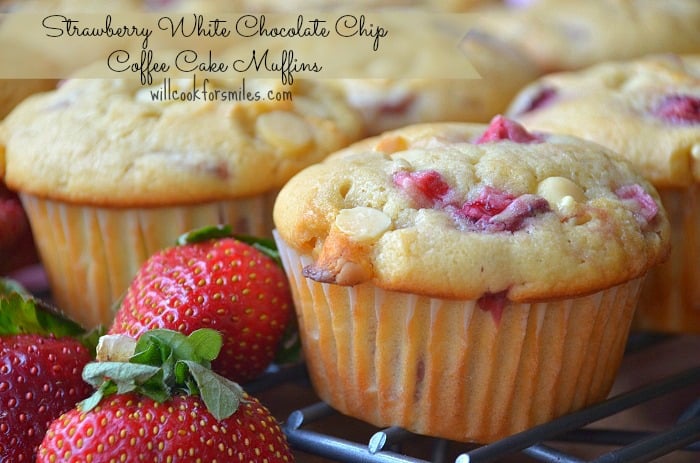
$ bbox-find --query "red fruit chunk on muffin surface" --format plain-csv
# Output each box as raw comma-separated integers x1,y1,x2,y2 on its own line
455,187,550,233
392,169,454,208
392,119,552,233
615,184,659,226
475,115,544,144
652,94,700,125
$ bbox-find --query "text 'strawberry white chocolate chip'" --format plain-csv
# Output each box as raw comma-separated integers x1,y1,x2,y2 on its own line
335,207,392,242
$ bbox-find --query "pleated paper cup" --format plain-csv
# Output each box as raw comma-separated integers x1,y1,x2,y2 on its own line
21,192,278,329
633,185,700,333
276,234,644,443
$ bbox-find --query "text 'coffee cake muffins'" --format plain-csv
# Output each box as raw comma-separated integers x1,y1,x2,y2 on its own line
273,117,670,443
0,74,363,329
509,54,700,333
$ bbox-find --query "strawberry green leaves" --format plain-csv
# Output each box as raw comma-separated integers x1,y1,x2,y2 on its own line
183,361,244,420
0,276,29,296
175,224,282,266
80,328,245,421
176,224,236,245
0,277,102,353
231,234,282,267
0,292,84,337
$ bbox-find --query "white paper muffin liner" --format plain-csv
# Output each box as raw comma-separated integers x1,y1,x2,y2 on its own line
275,232,644,443
633,185,700,333
21,192,278,329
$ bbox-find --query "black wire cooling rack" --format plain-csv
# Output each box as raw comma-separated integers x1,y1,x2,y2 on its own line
246,333,700,463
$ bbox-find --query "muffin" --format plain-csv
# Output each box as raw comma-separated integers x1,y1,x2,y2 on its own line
509,54,699,333
247,11,540,136
0,74,363,329
332,27,541,135
0,79,56,120
272,116,670,443
2,0,150,77
0,43,57,279
466,0,700,72
166,0,498,13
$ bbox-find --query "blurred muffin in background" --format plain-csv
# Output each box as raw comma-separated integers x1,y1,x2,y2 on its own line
466,0,700,72
509,53,700,333
238,11,540,135
0,67,363,328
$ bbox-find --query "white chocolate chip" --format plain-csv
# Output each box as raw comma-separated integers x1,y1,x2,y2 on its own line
392,157,413,170
692,144,700,160
558,195,578,216
537,176,585,211
256,111,312,154
335,207,391,242
393,149,431,165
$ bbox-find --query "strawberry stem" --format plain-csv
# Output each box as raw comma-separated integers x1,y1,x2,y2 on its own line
80,328,245,421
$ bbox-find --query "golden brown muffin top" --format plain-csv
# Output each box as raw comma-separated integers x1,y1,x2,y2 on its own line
274,118,670,302
0,75,363,206
509,54,700,187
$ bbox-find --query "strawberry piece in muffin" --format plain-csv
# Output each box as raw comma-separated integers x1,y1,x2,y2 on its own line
615,184,660,226
475,115,544,144
476,290,509,323
652,94,700,124
455,187,550,232
392,174,550,233
392,169,454,207
511,86,559,116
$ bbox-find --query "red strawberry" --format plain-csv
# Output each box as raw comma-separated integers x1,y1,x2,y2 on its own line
38,328,295,462
0,281,96,462
0,185,39,275
39,391,293,463
652,94,700,124
109,225,294,383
